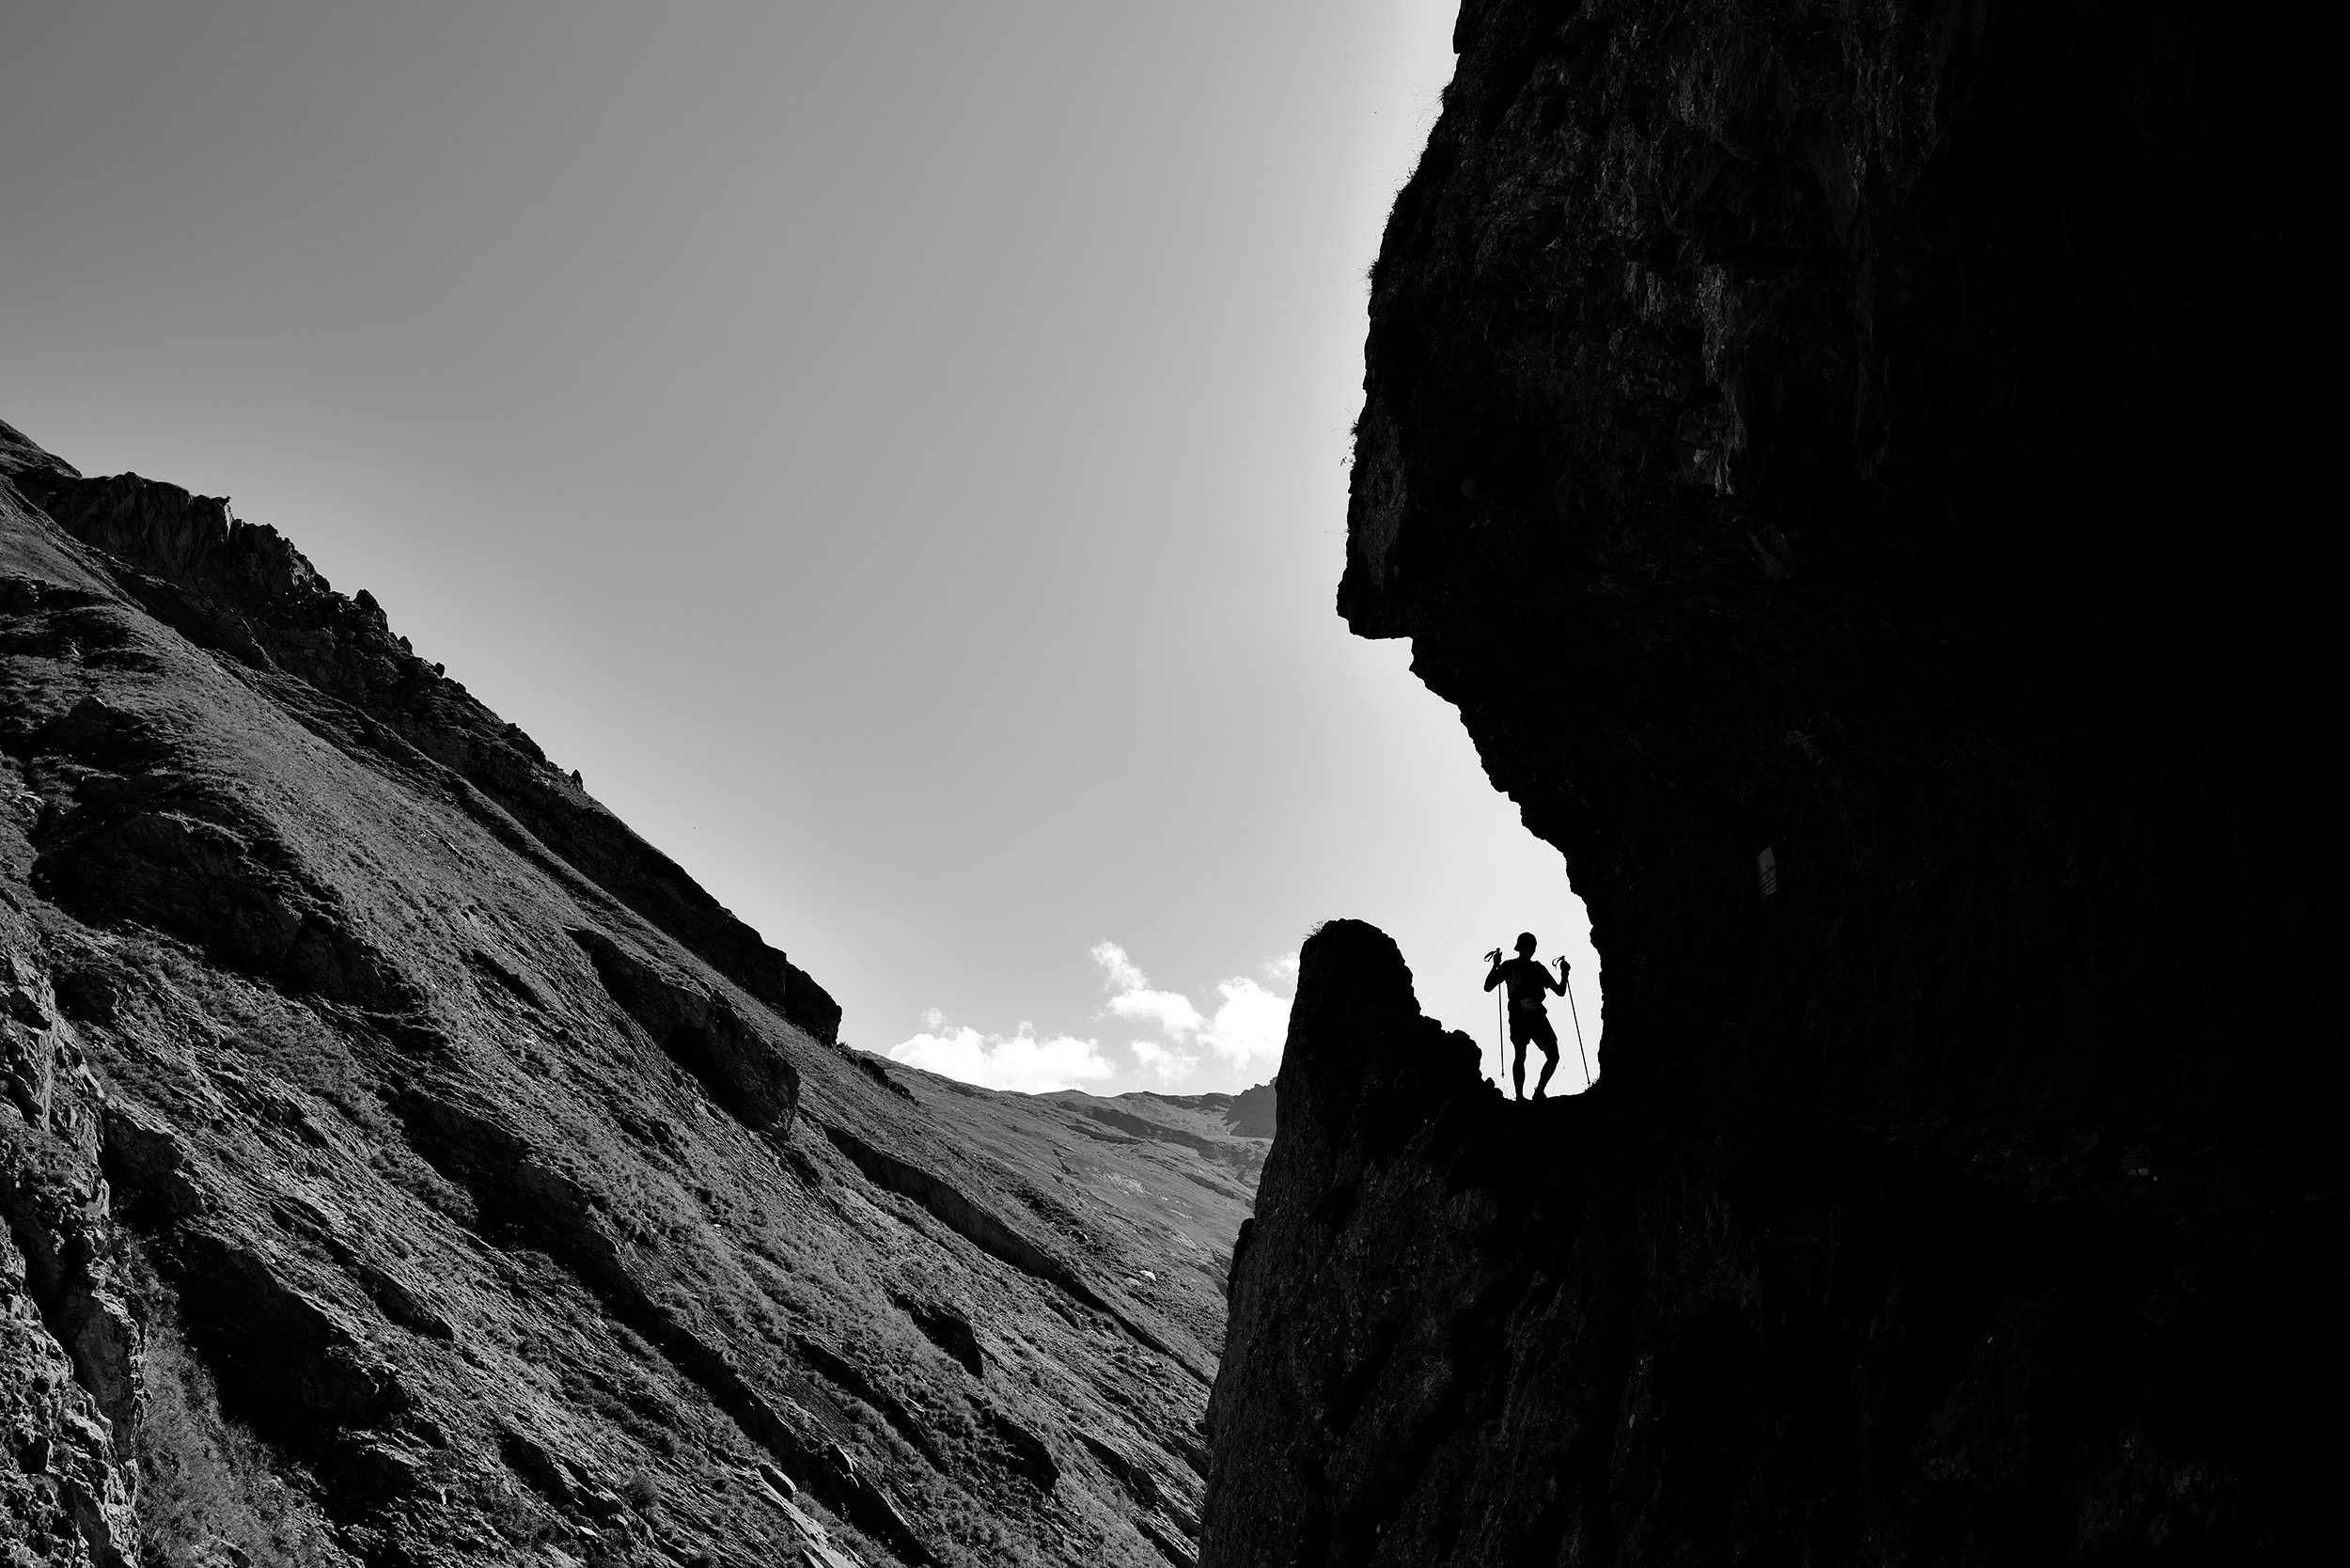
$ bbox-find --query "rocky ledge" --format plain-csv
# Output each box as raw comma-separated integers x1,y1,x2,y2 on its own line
1205,921,2330,1564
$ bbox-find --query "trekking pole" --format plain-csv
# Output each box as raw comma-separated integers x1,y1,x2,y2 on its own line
1486,948,1505,1087
1561,959,1591,1089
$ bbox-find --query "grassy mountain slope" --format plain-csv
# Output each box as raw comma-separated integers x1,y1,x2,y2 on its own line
0,417,1262,1568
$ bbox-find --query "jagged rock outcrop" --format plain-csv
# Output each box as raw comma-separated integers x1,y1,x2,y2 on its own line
1205,3,2335,1564
3,934,140,1568
1208,923,2330,1563
0,418,1269,1567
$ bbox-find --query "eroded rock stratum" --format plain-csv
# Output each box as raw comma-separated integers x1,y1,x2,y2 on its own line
1205,3,2333,1564
1,417,1261,1566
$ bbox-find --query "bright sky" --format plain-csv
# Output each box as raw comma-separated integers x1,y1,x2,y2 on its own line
0,0,1601,1098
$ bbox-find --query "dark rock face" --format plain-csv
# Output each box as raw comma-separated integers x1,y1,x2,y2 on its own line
1206,4,2334,1564
1207,923,2330,1565
1342,0,2325,1119
0,420,1263,1566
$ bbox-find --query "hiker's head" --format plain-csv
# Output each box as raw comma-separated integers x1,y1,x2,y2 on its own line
1515,932,1537,956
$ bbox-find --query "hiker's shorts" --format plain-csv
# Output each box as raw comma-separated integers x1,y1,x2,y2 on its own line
1509,1009,1559,1058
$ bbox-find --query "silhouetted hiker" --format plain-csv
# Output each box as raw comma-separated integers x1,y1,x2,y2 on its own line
1484,933,1568,1100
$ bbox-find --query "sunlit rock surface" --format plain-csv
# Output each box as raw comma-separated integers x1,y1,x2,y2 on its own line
1,417,1264,1567
1203,2,2334,1563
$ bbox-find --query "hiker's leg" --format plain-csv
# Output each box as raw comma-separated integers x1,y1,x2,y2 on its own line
1512,1037,1528,1100
1534,1040,1559,1098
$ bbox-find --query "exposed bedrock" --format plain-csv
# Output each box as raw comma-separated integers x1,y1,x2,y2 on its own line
2,419,1265,1565
29,693,421,1013
571,927,803,1136
2,930,144,1568
1207,2,2335,1562
7,458,840,1044
1205,923,2330,1565
1343,0,2329,1121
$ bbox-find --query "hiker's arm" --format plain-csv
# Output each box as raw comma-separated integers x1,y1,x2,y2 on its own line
1482,962,1504,991
1549,961,1569,994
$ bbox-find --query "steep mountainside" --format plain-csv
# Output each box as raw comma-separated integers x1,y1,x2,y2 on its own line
1205,3,2333,1565
0,417,1265,1568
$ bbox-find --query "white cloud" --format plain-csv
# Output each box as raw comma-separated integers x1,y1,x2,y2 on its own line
891,945,1297,1096
886,1014,1115,1094
1199,973,1291,1073
1093,944,1149,994
1129,1038,1201,1086
1092,941,1208,1040
1090,942,1294,1085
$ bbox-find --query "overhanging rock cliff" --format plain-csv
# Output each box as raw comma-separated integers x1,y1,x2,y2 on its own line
1340,0,2326,1116
1204,1,2335,1562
